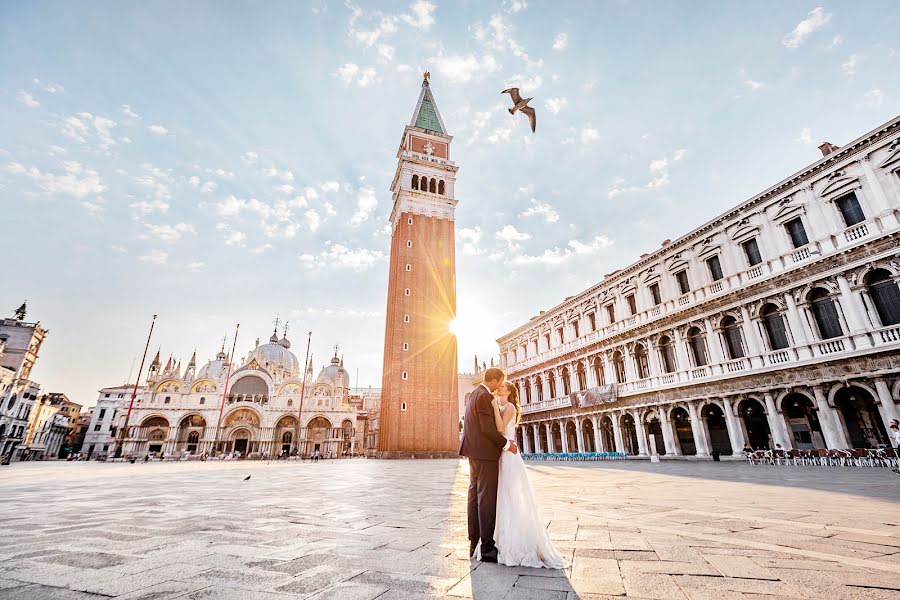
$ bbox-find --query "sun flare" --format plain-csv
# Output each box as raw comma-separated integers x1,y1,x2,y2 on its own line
448,318,459,337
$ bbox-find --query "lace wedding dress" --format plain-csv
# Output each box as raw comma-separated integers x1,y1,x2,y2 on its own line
494,417,567,569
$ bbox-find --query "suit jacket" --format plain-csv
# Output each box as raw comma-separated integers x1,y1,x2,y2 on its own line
459,385,509,461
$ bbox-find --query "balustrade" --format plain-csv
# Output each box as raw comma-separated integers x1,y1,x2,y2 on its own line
877,325,900,344
844,223,869,242
791,247,811,263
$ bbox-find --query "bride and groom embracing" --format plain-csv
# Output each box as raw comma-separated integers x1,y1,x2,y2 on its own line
459,367,567,569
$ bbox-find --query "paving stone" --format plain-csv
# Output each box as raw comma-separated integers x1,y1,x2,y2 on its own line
305,582,389,600
618,559,720,576
0,584,111,600
622,573,688,599
702,554,779,580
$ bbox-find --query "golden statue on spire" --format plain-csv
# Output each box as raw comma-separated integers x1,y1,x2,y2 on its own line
423,70,430,82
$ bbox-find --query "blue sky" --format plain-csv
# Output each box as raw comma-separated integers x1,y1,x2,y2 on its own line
1,1,897,405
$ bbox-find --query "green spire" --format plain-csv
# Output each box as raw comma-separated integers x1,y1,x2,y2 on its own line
411,73,445,134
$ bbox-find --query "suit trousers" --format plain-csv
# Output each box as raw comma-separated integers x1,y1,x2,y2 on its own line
467,457,499,554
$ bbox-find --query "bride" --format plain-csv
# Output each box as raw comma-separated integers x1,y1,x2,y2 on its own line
487,381,567,569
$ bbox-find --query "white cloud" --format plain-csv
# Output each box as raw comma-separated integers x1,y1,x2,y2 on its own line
61,112,118,150
139,249,168,265
376,43,396,63
321,181,341,193
207,167,236,180
608,152,681,198
739,69,765,91
186,261,205,271
48,145,67,156
520,199,559,223
782,7,832,49
473,14,539,69
6,160,105,199
458,226,484,255
827,34,843,49
672,148,687,161
796,127,815,145
503,0,528,12
350,15,397,47
351,187,378,226
509,235,613,266
200,180,217,193
250,244,273,255
430,53,499,83
862,88,884,108
580,127,600,145
552,33,568,52
142,222,196,243
506,73,543,91
299,243,386,272
33,79,64,93
275,184,295,195
400,0,436,30
335,62,379,87
841,54,860,76
147,124,169,136
647,158,669,188
241,151,259,165
17,90,39,108
134,163,173,200
81,200,105,217
544,97,567,115
120,104,140,120
223,229,246,246
129,199,169,217
496,224,531,248
305,209,321,233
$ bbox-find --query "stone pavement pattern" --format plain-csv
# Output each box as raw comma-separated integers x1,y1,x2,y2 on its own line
1,459,900,599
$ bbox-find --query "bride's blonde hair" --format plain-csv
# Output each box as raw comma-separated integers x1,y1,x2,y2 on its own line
503,382,521,425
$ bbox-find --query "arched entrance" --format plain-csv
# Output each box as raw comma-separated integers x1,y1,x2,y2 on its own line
538,424,548,453
835,386,888,448
565,421,578,452
341,419,354,456
599,415,614,452
230,428,252,456
142,416,169,456
702,404,732,455
620,413,639,455
670,407,695,455
739,398,771,450
307,416,333,456
550,422,562,453
177,414,205,454
645,414,666,455
275,415,298,456
581,419,596,452
782,393,824,449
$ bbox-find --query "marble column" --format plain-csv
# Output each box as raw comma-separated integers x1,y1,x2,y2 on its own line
602,356,616,387
585,358,597,388
721,397,745,453
687,402,710,456
672,328,691,376
591,415,603,452
784,293,812,359
623,347,638,383
633,411,648,456
763,392,791,449
661,408,678,456
874,379,899,433
647,339,663,378
812,385,851,449
836,275,872,348
532,424,541,453
560,421,569,453
575,419,585,453
611,413,625,454
544,422,554,453
541,374,551,403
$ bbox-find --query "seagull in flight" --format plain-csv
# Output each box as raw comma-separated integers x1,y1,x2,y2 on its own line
502,87,536,133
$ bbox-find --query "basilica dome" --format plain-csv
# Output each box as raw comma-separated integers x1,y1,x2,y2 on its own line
246,338,300,376
317,353,349,388
197,350,228,381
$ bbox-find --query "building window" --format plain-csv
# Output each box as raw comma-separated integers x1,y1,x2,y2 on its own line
634,345,649,379
809,288,843,339
836,192,865,227
592,357,605,386
199,397,205,405
407,217,413,225
556,327,564,344
612,351,626,384
164,396,171,404
98,408,106,419
548,374,557,398
406,240,412,248
405,264,411,272
561,367,571,396
605,303,615,323
866,269,900,326
438,180,445,195
400,401,407,411
403,342,409,351
761,304,790,350
576,363,587,390
658,336,677,373
572,321,580,338
532,340,538,354
405,288,410,296
287,399,293,407
117,393,124,398
706,256,724,282
104,393,110,398
412,174,419,190
687,327,708,367
721,316,745,360
402,371,408,380
543,333,550,349
742,239,762,266
649,283,662,306
404,314,410,323
588,313,596,331
94,424,101,432
785,217,809,248
535,376,544,402
675,270,690,295
626,294,637,315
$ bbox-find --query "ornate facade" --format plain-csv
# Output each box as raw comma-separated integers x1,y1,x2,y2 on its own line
498,116,900,458
378,74,459,457
100,328,375,459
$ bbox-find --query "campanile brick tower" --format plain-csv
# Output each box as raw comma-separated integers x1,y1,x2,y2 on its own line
377,73,459,458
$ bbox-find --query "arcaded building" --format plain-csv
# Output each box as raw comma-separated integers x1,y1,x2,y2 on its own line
498,116,900,458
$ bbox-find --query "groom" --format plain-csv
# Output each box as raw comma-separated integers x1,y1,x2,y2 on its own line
459,367,518,562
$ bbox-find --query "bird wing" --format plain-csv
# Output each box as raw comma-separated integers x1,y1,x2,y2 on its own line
501,87,522,104
521,106,536,132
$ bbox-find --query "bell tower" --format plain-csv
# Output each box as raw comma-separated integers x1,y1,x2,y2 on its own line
377,73,459,458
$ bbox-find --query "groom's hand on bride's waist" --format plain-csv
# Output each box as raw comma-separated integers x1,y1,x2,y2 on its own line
507,442,518,454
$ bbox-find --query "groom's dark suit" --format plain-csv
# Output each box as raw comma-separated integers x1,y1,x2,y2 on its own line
459,383,510,560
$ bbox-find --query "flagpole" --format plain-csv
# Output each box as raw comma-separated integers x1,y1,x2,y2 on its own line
114,314,157,459
213,323,240,456
294,331,312,457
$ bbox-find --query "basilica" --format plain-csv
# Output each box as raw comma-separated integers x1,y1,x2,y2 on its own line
86,327,376,459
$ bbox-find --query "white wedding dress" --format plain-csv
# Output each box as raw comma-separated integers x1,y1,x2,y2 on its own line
493,416,567,569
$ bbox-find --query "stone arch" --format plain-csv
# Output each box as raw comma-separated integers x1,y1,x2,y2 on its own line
642,409,666,455
155,379,182,393
564,420,578,452
141,414,171,427
412,174,419,190
229,374,270,401
670,406,695,455
189,379,217,393
780,391,824,450
222,406,262,428
619,412,639,455
438,180,445,195
738,397,771,449
276,415,298,429
701,402,732,455
581,417,596,452
832,384,889,448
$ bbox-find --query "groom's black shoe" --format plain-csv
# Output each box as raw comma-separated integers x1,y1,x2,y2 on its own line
480,548,498,563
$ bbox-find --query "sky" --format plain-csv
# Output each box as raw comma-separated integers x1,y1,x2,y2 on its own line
1,1,898,406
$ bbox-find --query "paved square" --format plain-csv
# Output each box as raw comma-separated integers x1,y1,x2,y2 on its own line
1,459,900,599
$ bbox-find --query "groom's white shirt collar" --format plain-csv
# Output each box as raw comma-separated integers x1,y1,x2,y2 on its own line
479,383,491,394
